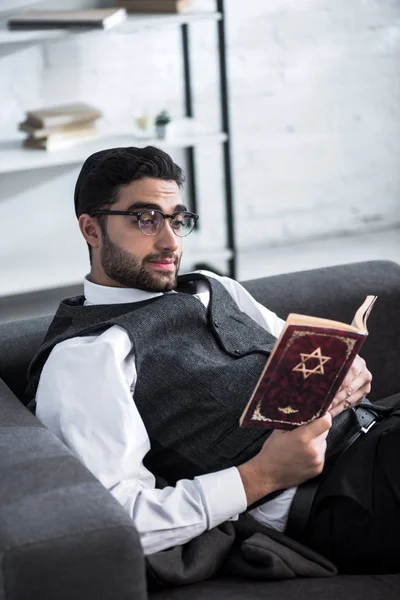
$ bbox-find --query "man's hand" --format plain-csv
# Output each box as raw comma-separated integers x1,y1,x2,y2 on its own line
329,355,372,418
238,413,332,506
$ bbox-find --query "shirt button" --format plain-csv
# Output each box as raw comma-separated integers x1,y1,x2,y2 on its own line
214,320,219,328
234,349,240,354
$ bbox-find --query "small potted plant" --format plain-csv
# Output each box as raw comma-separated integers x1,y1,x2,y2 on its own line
154,110,171,139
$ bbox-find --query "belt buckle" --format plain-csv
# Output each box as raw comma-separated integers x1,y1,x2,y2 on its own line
361,420,376,434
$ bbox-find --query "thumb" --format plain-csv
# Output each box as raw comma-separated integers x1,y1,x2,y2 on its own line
269,428,288,438
304,412,332,436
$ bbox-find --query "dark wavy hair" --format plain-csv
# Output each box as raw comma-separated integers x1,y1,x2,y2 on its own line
74,145,185,218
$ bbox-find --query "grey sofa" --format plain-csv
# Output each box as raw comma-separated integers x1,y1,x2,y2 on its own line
1,260,400,600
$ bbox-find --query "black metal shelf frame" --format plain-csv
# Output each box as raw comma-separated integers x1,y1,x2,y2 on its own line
180,0,236,278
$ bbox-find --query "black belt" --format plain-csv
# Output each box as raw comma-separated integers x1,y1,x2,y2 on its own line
285,405,379,541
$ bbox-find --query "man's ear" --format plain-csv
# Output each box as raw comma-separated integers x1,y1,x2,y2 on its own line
78,214,102,249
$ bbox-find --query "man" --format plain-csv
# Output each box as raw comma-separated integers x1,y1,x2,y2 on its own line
28,146,399,577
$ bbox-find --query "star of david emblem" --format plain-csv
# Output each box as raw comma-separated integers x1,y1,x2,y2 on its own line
292,347,331,379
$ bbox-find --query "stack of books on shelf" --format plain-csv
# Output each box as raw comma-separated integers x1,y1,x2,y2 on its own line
116,0,192,14
19,103,102,152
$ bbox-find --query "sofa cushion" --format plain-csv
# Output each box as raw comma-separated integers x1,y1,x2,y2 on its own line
0,316,51,403
0,378,147,600
149,573,400,600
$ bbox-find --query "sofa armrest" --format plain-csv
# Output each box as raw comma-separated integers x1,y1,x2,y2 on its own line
0,379,147,600
242,260,400,401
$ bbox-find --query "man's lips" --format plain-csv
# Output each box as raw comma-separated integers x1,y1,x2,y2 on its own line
147,258,177,270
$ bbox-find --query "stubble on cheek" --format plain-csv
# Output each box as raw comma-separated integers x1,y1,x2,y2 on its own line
101,234,181,291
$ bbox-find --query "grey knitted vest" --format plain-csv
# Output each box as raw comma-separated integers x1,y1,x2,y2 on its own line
26,274,277,484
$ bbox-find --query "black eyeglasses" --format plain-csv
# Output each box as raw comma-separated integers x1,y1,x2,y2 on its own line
91,209,199,237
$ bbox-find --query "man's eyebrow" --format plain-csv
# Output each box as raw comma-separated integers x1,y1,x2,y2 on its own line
126,201,188,212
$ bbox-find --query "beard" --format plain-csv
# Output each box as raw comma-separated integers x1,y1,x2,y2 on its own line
100,232,181,292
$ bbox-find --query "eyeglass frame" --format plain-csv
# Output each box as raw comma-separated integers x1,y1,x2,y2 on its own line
90,208,199,237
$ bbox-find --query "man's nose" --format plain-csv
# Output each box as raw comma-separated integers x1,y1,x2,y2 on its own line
154,218,180,251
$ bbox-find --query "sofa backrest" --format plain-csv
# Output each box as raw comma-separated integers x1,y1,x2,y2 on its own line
0,315,52,403
0,260,399,404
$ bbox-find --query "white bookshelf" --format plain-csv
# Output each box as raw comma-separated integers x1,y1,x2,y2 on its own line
0,12,221,45
0,131,227,174
0,4,235,303
119,12,221,33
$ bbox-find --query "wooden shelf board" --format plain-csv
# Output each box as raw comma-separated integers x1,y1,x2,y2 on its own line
0,12,221,45
0,131,227,174
119,12,221,33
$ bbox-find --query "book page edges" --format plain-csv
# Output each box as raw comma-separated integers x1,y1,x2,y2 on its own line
285,295,376,334
351,295,377,332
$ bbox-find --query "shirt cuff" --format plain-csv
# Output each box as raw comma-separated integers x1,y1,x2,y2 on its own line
194,467,247,530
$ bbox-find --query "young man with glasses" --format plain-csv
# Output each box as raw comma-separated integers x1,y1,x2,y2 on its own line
27,146,399,578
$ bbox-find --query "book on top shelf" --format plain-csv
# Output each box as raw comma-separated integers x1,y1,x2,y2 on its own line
7,9,127,31
23,125,98,152
116,0,191,14
23,103,102,129
18,119,97,139
240,295,377,431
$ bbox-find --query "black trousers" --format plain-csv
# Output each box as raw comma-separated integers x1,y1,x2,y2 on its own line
298,404,400,574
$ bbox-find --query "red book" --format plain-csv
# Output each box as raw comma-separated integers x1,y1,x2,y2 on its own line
240,295,377,430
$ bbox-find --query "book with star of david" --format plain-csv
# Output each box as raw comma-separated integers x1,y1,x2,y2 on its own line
239,295,377,430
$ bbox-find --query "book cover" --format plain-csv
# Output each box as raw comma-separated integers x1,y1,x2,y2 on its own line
240,295,377,430
8,9,127,31
24,103,102,129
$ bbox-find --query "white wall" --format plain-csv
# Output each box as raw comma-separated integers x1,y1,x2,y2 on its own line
227,0,400,247
1,0,400,297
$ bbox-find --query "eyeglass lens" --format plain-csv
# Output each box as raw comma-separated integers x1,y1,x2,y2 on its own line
139,211,195,237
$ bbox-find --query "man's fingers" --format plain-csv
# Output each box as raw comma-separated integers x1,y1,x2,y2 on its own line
331,387,349,407
329,382,372,418
343,370,372,398
329,402,346,419
332,369,372,409
301,412,332,437
337,355,366,394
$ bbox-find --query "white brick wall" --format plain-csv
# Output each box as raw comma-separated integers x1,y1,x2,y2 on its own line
0,0,399,295
227,0,400,247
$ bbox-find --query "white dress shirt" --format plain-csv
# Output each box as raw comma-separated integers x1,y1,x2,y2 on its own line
36,271,297,555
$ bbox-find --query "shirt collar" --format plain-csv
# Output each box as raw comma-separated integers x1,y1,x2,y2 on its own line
84,275,166,305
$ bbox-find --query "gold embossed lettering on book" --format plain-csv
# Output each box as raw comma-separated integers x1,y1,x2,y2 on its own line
240,295,377,431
